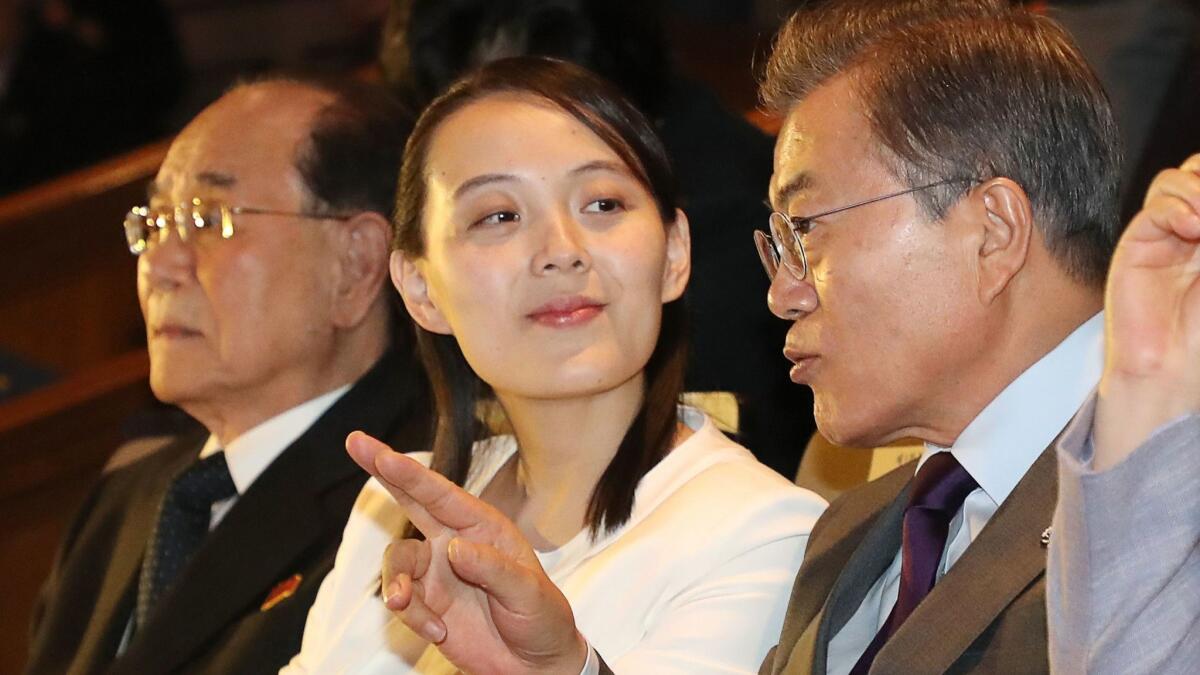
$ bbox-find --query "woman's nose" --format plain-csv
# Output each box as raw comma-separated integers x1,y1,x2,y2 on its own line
532,213,591,275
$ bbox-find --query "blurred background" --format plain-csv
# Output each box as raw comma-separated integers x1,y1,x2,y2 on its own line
0,1,1197,672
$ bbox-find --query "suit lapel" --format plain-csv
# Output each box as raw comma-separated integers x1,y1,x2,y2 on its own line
120,461,338,674
75,436,200,672
876,445,1058,673
113,351,429,674
814,487,907,662
774,462,915,675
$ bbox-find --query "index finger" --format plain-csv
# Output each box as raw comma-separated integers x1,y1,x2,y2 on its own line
373,448,508,535
347,431,510,542
345,431,449,537
1135,165,1200,242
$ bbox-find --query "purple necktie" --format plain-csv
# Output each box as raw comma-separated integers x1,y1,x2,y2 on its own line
849,452,979,674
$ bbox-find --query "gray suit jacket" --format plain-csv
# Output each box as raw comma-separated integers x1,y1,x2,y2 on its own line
1048,396,1200,674
759,445,1059,674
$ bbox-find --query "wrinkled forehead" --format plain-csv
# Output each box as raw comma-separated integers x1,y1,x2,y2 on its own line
768,76,891,209
151,86,323,204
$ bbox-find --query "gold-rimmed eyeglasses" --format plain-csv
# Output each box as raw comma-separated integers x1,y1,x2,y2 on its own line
123,198,352,255
753,178,974,281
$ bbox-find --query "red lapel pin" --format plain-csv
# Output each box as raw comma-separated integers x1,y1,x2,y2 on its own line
261,573,303,611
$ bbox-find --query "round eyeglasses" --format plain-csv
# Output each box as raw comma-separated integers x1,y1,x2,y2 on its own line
123,198,352,256
753,178,974,281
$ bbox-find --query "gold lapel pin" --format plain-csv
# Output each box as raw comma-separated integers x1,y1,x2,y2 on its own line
261,573,303,611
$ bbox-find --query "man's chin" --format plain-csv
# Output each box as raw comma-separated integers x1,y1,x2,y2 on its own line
148,367,207,407
813,402,892,449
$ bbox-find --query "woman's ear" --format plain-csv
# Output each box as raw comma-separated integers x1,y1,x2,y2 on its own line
661,208,692,302
390,250,453,335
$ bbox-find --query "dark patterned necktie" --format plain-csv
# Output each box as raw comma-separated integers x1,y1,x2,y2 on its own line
850,451,979,674
136,451,237,628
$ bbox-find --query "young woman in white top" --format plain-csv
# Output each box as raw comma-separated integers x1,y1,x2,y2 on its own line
284,57,826,674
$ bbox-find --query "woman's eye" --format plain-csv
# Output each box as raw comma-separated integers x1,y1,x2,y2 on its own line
582,198,624,214
472,211,521,228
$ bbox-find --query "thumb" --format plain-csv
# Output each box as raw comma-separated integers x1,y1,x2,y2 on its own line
447,538,587,668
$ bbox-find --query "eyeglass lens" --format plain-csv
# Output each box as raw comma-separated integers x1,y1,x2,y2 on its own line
766,212,808,280
753,230,780,280
124,201,228,255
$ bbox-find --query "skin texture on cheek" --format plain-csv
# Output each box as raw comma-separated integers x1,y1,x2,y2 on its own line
811,212,977,446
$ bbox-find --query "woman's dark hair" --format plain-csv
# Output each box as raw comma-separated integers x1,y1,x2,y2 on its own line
393,56,686,537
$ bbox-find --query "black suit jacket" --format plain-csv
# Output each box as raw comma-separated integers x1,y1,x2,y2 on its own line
760,445,1059,674
26,352,431,675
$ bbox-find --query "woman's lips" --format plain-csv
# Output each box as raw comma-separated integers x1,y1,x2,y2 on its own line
527,296,606,327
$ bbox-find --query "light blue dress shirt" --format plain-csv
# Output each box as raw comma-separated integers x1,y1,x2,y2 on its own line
825,313,1104,674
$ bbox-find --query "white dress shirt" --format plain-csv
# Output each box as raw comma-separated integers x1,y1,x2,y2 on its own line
825,313,1104,674
285,407,828,674
199,384,350,528
116,384,352,654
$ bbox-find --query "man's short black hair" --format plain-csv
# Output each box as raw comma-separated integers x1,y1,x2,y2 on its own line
762,0,1122,287
232,74,417,220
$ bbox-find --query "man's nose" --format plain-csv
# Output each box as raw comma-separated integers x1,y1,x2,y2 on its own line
767,268,819,320
139,224,196,291
532,211,591,275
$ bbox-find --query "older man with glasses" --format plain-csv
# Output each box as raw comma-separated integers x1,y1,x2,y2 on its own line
26,76,432,675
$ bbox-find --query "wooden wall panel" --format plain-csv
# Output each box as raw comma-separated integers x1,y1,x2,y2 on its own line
0,141,169,373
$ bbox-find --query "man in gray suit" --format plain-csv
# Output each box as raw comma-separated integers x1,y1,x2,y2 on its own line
741,2,1118,671
1047,154,1200,674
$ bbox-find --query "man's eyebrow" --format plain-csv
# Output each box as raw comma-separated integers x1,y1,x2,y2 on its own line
770,172,814,212
196,171,237,188
453,173,517,200
146,172,236,202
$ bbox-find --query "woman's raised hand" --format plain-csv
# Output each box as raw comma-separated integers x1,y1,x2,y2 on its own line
345,432,590,675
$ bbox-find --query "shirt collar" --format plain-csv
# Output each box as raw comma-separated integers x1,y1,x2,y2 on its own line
920,312,1104,506
199,384,352,495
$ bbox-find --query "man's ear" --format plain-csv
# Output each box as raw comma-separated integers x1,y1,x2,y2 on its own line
661,208,692,303
332,211,391,328
390,250,453,335
970,177,1033,304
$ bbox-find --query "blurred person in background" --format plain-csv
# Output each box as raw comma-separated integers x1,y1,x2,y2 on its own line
0,0,184,194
